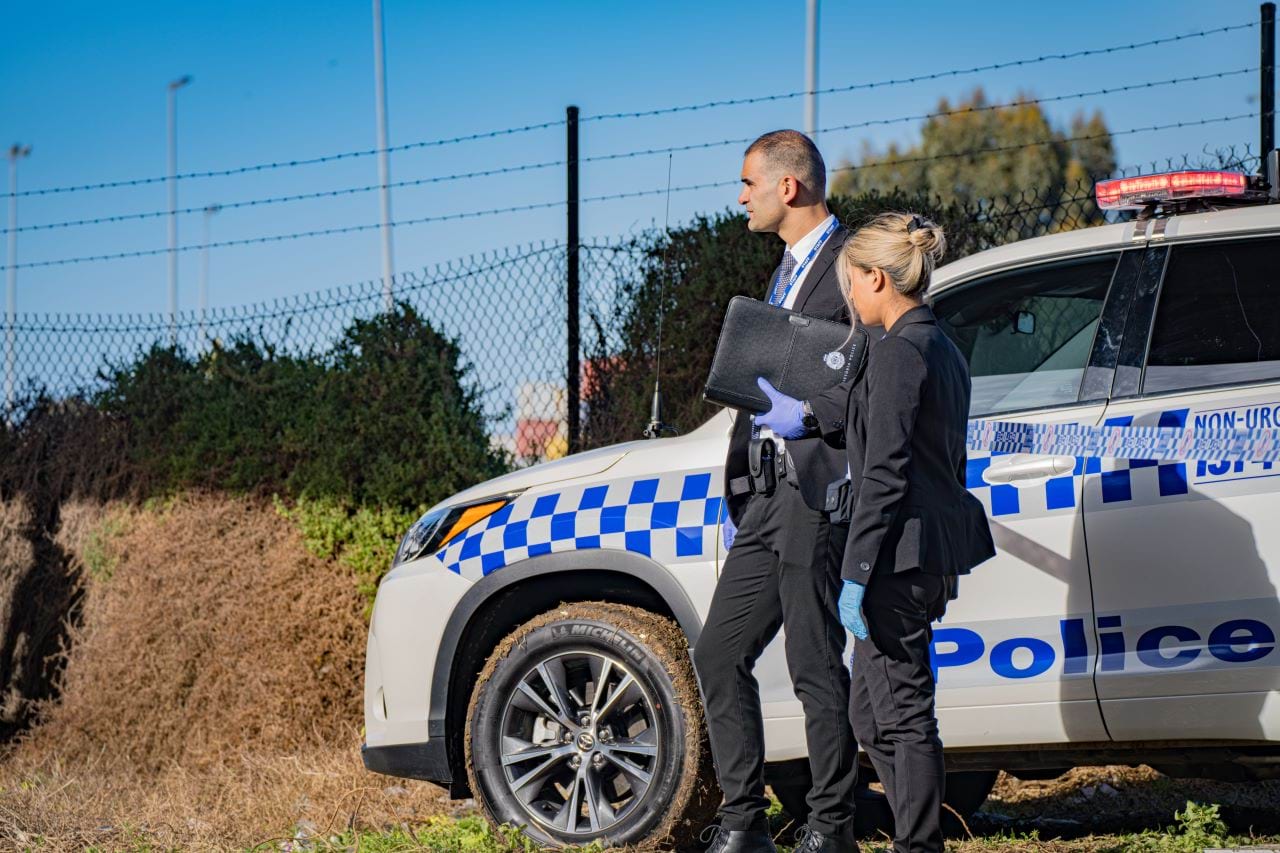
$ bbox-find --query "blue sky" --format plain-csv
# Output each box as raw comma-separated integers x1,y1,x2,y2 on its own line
1,0,1269,318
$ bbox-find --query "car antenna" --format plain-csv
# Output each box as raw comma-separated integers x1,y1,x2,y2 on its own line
644,154,679,439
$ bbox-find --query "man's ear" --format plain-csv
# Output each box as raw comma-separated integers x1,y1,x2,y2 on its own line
778,175,798,205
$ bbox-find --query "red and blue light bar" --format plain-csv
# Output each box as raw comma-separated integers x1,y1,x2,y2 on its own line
1095,170,1263,210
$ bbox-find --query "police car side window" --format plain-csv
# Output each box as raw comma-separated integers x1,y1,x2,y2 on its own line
934,255,1116,417
1143,237,1280,395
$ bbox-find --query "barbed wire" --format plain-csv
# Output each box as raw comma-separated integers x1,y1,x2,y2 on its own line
11,118,568,198
9,68,1252,235
11,19,1255,199
581,21,1257,122
830,112,1256,176
579,68,1255,166
12,112,1255,270
8,158,566,233
10,180,737,269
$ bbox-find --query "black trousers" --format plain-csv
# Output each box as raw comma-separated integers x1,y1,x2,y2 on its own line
693,482,857,839
849,568,953,853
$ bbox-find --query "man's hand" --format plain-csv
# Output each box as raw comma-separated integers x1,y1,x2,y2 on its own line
722,513,737,553
755,377,807,439
839,580,868,640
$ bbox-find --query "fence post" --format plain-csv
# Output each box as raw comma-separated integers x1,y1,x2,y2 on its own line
1263,3,1276,160
566,105,581,455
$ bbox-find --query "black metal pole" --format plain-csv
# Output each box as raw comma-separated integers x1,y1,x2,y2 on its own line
1263,3,1275,159
566,106,581,455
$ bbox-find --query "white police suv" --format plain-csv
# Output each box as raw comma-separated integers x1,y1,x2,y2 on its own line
362,168,1280,848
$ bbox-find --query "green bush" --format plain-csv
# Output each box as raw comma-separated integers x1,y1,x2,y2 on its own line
93,303,508,512
276,495,418,612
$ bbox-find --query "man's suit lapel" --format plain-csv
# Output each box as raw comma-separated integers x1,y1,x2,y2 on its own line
793,225,846,313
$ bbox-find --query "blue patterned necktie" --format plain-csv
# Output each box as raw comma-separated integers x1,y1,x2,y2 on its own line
769,251,798,306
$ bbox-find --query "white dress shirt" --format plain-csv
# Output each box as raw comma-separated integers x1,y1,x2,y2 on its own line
778,213,837,310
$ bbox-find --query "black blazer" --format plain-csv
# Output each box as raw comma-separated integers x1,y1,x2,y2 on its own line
723,223,851,523
839,304,995,584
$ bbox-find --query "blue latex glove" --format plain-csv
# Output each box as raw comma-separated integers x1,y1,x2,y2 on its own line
755,377,807,439
722,513,737,553
839,580,869,640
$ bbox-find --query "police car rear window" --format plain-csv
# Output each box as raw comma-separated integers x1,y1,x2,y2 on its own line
1144,237,1280,395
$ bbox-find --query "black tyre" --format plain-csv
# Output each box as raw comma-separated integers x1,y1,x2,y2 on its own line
466,602,718,849
771,764,997,838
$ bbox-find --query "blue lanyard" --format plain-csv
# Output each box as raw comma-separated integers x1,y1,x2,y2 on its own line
768,217,839,307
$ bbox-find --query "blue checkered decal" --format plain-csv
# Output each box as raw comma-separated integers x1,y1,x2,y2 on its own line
436,471,724,579
1094,409,1190,503
965,408,1191,519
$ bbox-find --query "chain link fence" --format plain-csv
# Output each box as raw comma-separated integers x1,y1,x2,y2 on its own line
4,171,1257,462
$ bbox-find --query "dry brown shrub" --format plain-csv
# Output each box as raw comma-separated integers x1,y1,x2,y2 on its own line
28,493,366,768
0,493,451,849
0,498,33,572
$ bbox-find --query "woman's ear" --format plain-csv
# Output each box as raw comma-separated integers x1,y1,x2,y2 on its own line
872,267,889,292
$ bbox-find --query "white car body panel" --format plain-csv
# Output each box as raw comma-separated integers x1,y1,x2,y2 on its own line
365,561,473,748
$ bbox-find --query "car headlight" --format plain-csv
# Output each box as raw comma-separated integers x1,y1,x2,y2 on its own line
392,493,519,567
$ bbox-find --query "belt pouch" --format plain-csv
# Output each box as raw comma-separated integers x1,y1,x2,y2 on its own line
748,437,778,497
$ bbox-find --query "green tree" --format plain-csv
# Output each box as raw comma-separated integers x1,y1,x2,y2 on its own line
831,88,1116,223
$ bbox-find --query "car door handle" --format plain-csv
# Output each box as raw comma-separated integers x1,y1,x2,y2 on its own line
982,455,1077,486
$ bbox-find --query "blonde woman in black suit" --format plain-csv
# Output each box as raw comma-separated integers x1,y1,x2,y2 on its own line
834,213,995,853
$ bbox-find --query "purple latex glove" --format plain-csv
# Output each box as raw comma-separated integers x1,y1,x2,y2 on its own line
755,377,807,439
839,580,869,640
722,513,737,553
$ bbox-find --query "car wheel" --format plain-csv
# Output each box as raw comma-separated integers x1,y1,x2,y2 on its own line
771,765,997,838
466,602,719,849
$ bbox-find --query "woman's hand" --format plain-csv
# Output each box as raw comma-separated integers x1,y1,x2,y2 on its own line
755,377,807,439
839,580,868,640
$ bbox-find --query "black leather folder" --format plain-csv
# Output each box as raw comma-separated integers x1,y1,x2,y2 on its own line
704,295,869,414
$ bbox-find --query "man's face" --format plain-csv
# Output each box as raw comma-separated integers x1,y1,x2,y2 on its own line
738,151,785,234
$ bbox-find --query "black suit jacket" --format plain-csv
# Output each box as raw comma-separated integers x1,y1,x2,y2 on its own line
723,223,852,523
839,304,995,584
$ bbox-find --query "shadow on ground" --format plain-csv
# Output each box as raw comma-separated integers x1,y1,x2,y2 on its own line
963,766,1280,840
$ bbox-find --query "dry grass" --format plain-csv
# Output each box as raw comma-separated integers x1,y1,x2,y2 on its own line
0,737,452,851
0,494,450,850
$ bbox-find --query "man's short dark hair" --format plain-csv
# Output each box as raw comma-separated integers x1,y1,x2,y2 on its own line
744,130,826,195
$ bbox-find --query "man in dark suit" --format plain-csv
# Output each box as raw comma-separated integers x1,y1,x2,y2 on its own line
693,130,859,853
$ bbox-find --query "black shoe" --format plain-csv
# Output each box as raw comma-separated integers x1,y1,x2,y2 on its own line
793,824,859,853
699,824,778,853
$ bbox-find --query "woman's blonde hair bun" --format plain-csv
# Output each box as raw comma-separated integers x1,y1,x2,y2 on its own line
906,214,946,261
839,211,948,300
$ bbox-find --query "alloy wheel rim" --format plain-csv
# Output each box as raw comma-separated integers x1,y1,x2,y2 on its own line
497,650,660,836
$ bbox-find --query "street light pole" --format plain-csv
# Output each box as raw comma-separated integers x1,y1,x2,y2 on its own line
372,0,395,310
804,0,819,143
5,144,31,414
200,203,220,343
167,75,192,344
